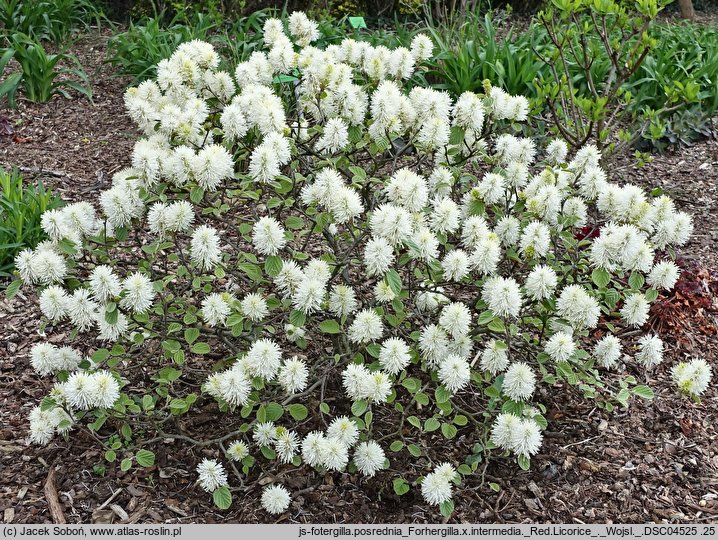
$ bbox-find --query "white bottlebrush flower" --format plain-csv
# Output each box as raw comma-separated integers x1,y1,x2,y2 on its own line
64,371,95,410
244,339,282,380
480,340,509,374
39,285,69,322
273,260,304,297
636,334,663,368
252,216,286,256
482,276,523,319
28,406,60,445
202,293,231,327
190,225,222,271
386,169,428,213
469,235,501,276
365,371,392,403
593,335,622,369
227,440,249,461
418,324,449,366
519,221,551,259
327,416,359,447
672,358,712,397
524,265,558,301
370,204,413,246
274,428,300,464
304,259,331,284
316,117,349,154
353,441,386,477
502,362,536,401
510,419,543,458
90,265,121,302
30,343,59,376
342,363,372,401
348,309,384,344
494,215,521,247
328,285,358,318
277,356,309,394
620,293,650,328
218,368,251,406
320,437,350,471
378,337,411,375
33,249,68,285
302,431,326,467
374,280,396,304
438,302,472,340
192,144,234,191
410,34,434,61
96,309,129,342
442,249,470,282
647,261,680,291
556,285,600,329
544,331,576,362
364,237,395,276
490,412,521,450
196,458,228,493
254,421,277,447
421,467,453,506
545,139,568,165
429,197,461,234
241,292,269,322
67,288,98,331
292,278,325,314
89,370,121,409
120,272,156,314
248,144,281,183
15,248,36,284
438,354,471,393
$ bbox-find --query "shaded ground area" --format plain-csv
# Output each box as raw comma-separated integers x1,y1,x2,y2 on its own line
1,31,717,525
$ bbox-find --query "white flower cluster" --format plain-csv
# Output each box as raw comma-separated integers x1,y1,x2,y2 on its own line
19,10,707,516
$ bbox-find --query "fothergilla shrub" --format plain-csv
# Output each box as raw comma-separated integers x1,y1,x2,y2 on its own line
14,11,712,517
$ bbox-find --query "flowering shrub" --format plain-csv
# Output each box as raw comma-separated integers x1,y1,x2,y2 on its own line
13,11,712,517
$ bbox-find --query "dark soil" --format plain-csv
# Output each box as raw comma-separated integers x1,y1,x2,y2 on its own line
1,27,717,526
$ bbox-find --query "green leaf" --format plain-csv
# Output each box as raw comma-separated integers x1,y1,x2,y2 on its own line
264,402,284,421
424,418,440,432
628,272,645,290
287,403,308,421
407,444,421,457
238,262,263,282
435,386,451,404
389,440,404,452
120,458,133,472
441,423,457,439
351,400,368,417
191,342,210,355
407,415,421,429
213,485,232,510
385,269,402,295
285,216,305,229
289,310,306,327
319,319,341,334
104,450,116,463
135,449,155,467
393,478,410,496
184,328,200,345
591,268,611,288
517,454,530,471
401,377,421,393
5,279,21,300
439,499,455,518
632,385,654,400
449,126,465,145
264,256,283,277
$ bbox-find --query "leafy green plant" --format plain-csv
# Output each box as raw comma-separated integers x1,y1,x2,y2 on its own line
0,0,105,44
0,168,63,279
532,0,702,159
105,12,217,85
0,33,92,107
423,12,546,97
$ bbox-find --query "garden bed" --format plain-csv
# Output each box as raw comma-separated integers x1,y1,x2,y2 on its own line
1,17,718,526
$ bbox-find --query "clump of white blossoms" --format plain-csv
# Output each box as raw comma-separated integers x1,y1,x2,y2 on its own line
16,11,707,518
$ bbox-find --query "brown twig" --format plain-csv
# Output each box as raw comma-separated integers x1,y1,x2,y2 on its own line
43,466,66,524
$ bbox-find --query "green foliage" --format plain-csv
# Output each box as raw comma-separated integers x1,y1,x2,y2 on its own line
0,0,105,43
0,168,63,278
0,33,92,107
105,13,218,85
424,12,545,97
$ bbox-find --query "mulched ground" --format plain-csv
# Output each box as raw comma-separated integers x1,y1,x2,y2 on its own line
1,24,717,526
